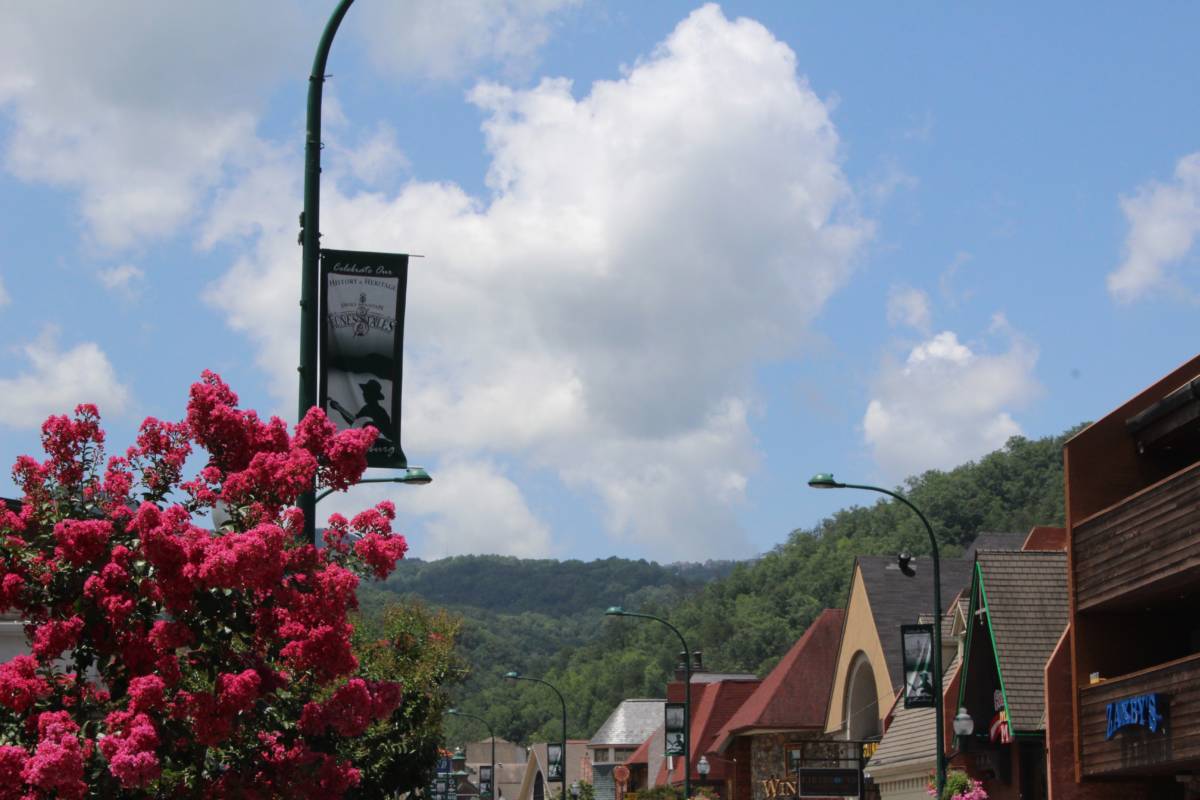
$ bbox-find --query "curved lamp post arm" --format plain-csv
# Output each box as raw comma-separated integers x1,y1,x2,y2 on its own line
605,609,692,798
506,673,567,792
449,710,496,799
807,475,946,799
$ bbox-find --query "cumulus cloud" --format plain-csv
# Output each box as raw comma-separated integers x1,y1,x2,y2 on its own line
316,461,553,559
0,328,131,428
206,4,869,559
0,3,306,248
886,286,931,333
353,0,580,81
863,318,1040,479
1109,152,1200,303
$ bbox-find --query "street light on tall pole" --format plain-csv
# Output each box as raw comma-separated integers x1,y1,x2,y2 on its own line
605,607,692,799
449,709,495,800
505,672,566,792
807,473,947,799
298,0,356,545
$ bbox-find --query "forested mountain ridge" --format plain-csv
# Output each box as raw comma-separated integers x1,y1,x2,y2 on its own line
366,428,1077,747
369,555,738,617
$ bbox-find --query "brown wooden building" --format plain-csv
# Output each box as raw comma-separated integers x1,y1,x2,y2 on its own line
1061,353,1200,798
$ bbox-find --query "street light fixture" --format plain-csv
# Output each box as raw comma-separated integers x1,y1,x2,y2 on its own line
952,708,974,736
314,469,433,503
605,607,693,799
449,708,496,800
504,672,567,790
807,473,948,799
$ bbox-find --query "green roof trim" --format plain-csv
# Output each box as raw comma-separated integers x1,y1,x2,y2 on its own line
957,561,1017,734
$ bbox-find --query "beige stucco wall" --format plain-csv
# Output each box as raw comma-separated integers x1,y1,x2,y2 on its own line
872,773,932,800
824,564,894,736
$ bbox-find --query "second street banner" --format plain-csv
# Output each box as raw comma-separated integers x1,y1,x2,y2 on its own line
319,249,409,469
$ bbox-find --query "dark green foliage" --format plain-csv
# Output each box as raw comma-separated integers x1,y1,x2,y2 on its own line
346,601,464,800
371,429,1074,748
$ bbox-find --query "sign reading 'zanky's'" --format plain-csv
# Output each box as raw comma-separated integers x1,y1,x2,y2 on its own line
1105,692,1166,740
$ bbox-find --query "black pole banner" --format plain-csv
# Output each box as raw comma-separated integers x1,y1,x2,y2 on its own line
319,249,410,469
901,624,936,709
664,703,686,756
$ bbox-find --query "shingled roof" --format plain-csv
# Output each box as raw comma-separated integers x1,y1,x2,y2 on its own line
858,556,976,691
865,651,962,770
972,550,1068,733
711,608,844,752
590,699,665,747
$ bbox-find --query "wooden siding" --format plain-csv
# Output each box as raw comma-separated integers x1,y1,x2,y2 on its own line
1079,652,1200,776
1073,461,1200,611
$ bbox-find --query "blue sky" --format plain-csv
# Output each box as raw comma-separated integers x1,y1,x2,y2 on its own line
0,2,1197,563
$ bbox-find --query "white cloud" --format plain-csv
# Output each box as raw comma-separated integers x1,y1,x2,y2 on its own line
206,4,869,559
863,320,1040,479
315,461,552,558
0,3,306,248
886,286,931,333
1109,152,1200,303
98,264,145,297
0,328,132,428
352,0,580,81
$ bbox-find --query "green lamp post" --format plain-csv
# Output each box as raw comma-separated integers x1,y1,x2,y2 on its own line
808,473,947,799
505,672,567,789
605,607,692,799
449,708,496,800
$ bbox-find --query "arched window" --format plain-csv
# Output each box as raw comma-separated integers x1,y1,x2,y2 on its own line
534,771,545,800
845,651,881,740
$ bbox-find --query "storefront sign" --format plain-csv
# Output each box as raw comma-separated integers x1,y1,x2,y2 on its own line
759,770,860,799
799,769,860,797
1106,693,1166,740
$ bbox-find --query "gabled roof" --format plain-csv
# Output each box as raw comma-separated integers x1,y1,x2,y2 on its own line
516,741,590,800
857,556,975,690
711,609,844,751
967,550,1068,733
963,531,1026,560
651,678,760,786
865,650,963,772
625,724,658,765
590,699,666,746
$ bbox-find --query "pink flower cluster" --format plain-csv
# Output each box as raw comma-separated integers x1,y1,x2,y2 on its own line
299,677,403,737
0,372,411,797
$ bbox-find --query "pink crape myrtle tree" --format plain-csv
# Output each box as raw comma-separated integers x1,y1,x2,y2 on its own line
0,372,411,798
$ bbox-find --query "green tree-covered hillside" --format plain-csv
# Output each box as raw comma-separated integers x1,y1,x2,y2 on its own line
374,429,1076,747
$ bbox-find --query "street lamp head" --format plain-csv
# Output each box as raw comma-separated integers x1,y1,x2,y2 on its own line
605,606,626,616
448,708,460,715
401,466,433,485
807,473,844,489
504,671,520,680
953,707,975,736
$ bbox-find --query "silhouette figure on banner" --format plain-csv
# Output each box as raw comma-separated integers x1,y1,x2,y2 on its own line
328,379,393,445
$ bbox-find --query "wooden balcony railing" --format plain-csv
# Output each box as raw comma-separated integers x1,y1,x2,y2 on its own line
1072,460,1200,612
1079,652,1200,776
